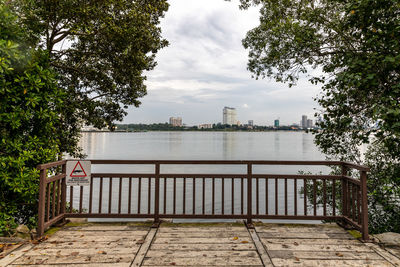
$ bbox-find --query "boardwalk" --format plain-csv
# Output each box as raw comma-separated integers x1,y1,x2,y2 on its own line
1,222,399,267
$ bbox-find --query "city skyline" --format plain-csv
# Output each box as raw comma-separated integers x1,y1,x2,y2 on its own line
122,0,321,126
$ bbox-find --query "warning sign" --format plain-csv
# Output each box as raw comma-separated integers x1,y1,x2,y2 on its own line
66,160,91,186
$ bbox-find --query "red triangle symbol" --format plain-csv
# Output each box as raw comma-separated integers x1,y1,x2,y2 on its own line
70,161,87,177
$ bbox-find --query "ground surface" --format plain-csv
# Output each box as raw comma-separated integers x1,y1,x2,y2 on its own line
1,222,399,267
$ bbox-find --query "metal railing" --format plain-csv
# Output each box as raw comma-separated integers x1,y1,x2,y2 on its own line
36,160,369,240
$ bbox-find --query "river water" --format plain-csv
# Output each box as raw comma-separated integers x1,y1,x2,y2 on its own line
72,131,328,222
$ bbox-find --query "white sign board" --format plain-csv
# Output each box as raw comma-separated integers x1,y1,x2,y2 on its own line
66,160,91,186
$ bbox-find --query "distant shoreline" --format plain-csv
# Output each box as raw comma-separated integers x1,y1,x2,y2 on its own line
81,129,312,133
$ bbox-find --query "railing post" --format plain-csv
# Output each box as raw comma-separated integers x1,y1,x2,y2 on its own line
37,168,46,237
341,165,348,218
247,163,252,225
154,163,160,226
360,170,369,241
60,163,67,222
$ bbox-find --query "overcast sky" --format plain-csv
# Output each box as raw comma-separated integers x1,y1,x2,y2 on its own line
123,0,321,126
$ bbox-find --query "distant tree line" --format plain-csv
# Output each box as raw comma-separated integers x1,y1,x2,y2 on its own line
115,123,302,132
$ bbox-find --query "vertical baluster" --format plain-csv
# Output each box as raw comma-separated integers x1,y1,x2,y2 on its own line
304,179,307,216
154,164,160,222
241,178,244,215
109,178,113,213
99,177,103,213
148,178,151,214
46,183,51,221
313,179,317,216
118,177,122,214
89,177,93,214
183,178,186,214
79,186,83,213
193,178,196,214
275,178,278,215
138,177,142,214
332,179,336,216
357,185,361,224
173,177,176,215
202,177,205,214
341,166,348,217
52,181,56,218
70,186,73,213
128,178,132,214
323,179,327,216
294,179,297,216
256,177,259,215
284,178,288,215
352,183,356,221
247,164,252,224
164,178,167,214
222,178,225,215
266,178,269,215
347,181,351,218
57,179,61,216
231,178,234,215
212,178,215,215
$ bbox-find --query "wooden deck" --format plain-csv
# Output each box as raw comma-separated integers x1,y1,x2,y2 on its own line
1,222,399,266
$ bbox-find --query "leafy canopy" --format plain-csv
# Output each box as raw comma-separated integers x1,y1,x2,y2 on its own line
239,0,400,233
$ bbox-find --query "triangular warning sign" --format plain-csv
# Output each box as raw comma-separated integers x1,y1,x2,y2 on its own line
70,161,87,177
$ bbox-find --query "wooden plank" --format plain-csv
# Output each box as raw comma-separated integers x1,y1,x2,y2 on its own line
13,254,134,265
261,243,373,252
149,243,255,251
257,232,353,239
255,226,348,234
259,238,367,246
248,228,274,266
145,250,259,258
142,256,262,266
131,227,157,267
153,237,253,244
365,242,400,266
10,264,131,267
51,230,148,236
157,232,250,238
158,227,248,232
0,243,34,267
271,258,393,267
25,247,138,256
268,250,383,260
34,241,140,250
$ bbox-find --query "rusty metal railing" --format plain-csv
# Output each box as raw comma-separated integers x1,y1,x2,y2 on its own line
36,160,369,240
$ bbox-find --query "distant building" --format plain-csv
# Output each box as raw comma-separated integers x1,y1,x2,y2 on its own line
307,119,313,128
301,115,308,129
169,117,182,127
223,107,237,125
248,120,254,126
198,124,213,129
274,119,279,128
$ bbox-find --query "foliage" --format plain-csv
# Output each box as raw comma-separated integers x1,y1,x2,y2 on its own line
240,0,400,233
0,2,64,234
12,0,169,137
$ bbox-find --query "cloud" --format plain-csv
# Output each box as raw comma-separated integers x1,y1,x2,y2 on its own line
124,0,321,126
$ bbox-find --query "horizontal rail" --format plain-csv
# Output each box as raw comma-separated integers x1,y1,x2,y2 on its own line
37,160,66,170
343,162,370,172
91,173,343,179
46,173,66,184
87,159,345,166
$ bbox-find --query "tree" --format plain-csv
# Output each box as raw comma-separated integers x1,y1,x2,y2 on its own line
0,2,65,234
12,0,169,154
239,0,400,233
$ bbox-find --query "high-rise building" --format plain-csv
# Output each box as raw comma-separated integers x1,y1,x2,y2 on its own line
223,107,237,125
274,119,279,127
307,119,313,129
248,120,254,126
169,117,182,127
301,115,308,128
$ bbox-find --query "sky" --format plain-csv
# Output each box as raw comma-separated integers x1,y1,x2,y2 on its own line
123,0,322,126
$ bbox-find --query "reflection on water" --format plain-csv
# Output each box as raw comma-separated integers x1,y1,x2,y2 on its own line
72,131,327,223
